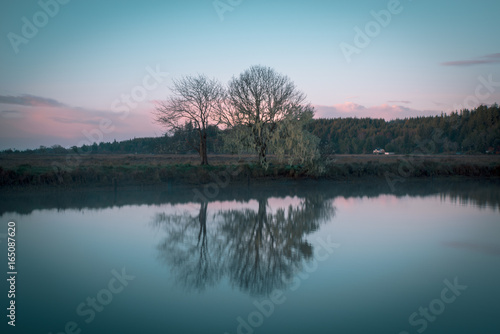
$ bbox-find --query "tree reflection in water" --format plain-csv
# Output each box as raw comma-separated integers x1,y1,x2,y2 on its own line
152,195,335,296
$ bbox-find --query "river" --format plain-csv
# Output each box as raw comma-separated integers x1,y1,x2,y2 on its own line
1,179,499,334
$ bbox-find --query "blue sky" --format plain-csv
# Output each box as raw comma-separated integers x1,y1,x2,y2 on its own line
1,0,499,149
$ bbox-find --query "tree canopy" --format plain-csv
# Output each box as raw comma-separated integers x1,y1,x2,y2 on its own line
220,65,319,168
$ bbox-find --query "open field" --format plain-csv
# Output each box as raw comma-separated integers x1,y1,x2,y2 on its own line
2,153,500,169
1,153,499,188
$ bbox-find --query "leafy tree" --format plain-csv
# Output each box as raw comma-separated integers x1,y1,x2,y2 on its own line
270,108,320,165
221,65,318,168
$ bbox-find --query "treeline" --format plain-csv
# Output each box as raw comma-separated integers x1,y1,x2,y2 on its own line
310,104,500,155
1,124,226,156
2,104,499,156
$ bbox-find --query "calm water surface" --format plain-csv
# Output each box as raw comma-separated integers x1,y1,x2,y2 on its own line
1,180,499,334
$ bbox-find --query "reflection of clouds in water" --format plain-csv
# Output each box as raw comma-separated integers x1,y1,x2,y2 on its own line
444,241,500,256
333,194,409,212
185,199,259,215
266,196,303,213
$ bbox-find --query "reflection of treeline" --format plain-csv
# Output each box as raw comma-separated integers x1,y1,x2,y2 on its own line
1,178,498,216
2,104,499,155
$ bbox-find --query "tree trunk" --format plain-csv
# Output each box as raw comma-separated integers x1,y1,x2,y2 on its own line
198,201,208,246
258,144,267,168
199,131,209,165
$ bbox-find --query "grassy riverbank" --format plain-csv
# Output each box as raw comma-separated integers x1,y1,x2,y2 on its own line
1,154,499,188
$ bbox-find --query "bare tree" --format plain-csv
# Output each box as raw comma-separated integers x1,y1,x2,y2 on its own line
154,75,224,165
221,65,316,168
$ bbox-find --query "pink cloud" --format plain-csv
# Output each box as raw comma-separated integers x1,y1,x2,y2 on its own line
0,95,163,149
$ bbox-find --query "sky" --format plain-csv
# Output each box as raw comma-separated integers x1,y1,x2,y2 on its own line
0,0,499,150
